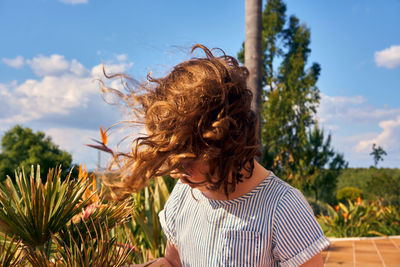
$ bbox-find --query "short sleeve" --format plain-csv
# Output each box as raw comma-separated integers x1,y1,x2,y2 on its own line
158,181,184,246
272,188,330,267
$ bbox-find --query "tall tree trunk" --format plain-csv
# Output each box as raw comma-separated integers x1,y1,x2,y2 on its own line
245,0,263,159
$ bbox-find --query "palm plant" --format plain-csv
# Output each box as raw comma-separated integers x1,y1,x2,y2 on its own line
0,233,24,267
55,218,133,267
317,198,396,237
0,165,135,266
123,176,171,263
0,165,91,258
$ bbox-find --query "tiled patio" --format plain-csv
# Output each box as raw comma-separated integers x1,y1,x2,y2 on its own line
322,236,400,266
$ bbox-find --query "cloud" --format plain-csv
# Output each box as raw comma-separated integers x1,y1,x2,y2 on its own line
116,54,128,61
45,127,99,166
2,56,25,68
45,124,136,169
317,94,400,127
0,55,133,127
355,116,400,153
91,62,133,78
374,45,400,69
59,0,88,4
316,94,400,167
26,54,88,77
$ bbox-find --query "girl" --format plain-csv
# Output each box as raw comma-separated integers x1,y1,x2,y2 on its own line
105,45,329,266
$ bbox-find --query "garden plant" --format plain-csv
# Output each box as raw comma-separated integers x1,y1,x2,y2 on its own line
0,164,171,266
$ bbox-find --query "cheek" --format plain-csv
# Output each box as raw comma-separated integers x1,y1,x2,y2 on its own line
169,171,180,179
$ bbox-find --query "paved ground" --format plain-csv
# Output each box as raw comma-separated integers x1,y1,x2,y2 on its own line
321,236,400,266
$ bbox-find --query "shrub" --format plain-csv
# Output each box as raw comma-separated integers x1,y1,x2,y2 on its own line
336,187,363,202
0,165,133,266
317,198,400,237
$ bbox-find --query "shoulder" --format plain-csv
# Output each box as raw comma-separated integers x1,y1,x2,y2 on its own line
257,172,296,205
163,180,191,214
158,180,192,246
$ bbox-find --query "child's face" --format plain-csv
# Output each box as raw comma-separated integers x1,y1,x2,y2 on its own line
170,160,210,191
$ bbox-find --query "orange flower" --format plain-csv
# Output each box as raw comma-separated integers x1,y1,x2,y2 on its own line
78,164,100,204
100,126,108,146
343,212,349,221
334,205,340,212
356,196,362,205
78,164,88,180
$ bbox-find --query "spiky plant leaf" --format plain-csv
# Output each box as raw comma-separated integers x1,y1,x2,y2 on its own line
0,233,24,267
124,176,171,262
0,165,91,251
54,218,133,267
59,197,132,249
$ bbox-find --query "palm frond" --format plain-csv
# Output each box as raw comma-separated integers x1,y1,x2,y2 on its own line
0,233,24,267
0,165,91,250
55,218,133,267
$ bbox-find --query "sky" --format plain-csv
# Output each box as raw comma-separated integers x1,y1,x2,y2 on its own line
1,0,399,170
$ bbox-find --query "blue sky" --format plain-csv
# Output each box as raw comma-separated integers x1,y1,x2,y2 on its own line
1,0,399,169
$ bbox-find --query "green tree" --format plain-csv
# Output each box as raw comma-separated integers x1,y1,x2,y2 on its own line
367,171,400,207
302,125,348,203
369,143,387,168
0,125,73,181
239,0,322,184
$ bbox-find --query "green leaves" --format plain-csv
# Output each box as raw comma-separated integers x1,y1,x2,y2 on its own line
0,165,90,249
0,233,24,267
317,199,400,237
55,219,133,267
123,176,172,263
0,165,136,266
0,125,73,182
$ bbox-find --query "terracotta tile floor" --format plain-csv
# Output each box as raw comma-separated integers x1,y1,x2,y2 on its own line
322,236,400,267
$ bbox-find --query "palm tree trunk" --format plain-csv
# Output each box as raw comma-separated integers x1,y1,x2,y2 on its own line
245,0,263,159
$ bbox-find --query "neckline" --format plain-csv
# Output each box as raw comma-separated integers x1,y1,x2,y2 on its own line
193,171,275,208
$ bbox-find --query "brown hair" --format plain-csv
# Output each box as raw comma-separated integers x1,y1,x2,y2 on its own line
101,44,260,199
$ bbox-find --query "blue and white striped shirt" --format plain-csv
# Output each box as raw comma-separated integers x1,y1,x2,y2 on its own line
159,172,330,266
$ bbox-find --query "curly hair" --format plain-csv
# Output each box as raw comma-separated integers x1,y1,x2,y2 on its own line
101,44,260,199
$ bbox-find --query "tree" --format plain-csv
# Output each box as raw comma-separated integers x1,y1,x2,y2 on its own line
369,143,387,168
245,0,263,152
239,0,322,184
302,125,348,203
0,125,73,181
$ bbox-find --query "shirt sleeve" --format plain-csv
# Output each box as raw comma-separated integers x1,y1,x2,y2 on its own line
272,188,330,267
158,181,184,246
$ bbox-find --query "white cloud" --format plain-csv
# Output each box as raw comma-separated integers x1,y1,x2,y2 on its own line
2,56,25,68
45,127,101,167
0,53,138,169
317,94,400,126
116,54,128,61
0,55,133,126
355,116,400,153
374,45,400,69
27,54,88,77
59,0,88,4
316,94,400,167
45,125,135,169
91,62,133,79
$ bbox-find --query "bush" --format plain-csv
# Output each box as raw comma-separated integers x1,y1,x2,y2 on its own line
0,165,133,266
336,187,363,202
317,198,400,237
367,171,400,207
307,198,329,216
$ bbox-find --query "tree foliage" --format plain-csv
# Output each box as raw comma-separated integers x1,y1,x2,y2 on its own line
301,125,347,203
369,143,387,168
0,125,73,181
239,0,345,188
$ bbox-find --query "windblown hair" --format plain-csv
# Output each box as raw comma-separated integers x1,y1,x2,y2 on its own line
102,44,260,199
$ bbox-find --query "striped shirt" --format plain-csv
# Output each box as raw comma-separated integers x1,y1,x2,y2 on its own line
159,172,330,266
